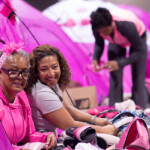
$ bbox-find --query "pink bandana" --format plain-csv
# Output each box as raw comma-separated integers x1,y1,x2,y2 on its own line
0,42,24,69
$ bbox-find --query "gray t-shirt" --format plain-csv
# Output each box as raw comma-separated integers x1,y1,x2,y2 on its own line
28,80,63,132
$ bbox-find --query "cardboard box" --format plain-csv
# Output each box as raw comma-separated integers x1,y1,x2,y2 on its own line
63,86,97,111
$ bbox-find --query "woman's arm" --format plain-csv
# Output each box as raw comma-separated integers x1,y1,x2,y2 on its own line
44,105,86,130
44,105,117,135
93,31,105,62
63,101,111,126
92,31,105,71
31,89,117,135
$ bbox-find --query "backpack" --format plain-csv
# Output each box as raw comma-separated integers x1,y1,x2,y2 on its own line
116,116,150,149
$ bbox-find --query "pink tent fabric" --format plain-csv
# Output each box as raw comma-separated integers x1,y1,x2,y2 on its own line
0,0,150,104
0,0,16,24
14,0,112,103
0,14,22,49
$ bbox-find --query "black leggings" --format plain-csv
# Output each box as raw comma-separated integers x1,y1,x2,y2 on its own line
108,32,148,108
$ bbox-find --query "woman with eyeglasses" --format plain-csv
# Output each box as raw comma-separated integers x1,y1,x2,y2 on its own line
25,44,117,136
0,42,57,150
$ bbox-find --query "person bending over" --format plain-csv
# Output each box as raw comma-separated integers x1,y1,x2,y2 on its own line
90,7,148,108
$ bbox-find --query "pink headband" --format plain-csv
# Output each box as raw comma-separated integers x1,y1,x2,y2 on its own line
0,42,24,69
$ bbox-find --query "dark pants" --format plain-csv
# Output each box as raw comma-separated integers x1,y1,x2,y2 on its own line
108,33,148,108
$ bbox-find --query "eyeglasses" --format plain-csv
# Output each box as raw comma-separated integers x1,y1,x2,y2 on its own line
1,68,29,80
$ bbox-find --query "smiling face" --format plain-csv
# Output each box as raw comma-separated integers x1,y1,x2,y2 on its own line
38,55,61,88
0,54,29,97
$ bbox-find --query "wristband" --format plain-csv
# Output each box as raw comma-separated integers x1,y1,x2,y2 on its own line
91,115,97,125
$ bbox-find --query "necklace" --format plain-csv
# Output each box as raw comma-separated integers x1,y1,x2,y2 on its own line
8,97,25,141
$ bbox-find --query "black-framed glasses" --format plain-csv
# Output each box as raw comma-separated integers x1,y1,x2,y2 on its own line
1,68,29,80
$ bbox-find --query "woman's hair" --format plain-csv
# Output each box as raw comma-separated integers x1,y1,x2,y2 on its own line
0,49,29,65
0,42,29,68
90,7,112,31
25,44,71,94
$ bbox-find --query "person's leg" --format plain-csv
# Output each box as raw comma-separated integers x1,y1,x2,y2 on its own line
130,35,148,109
108,43,126,106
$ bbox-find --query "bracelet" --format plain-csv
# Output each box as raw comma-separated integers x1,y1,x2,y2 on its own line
91,115,97,125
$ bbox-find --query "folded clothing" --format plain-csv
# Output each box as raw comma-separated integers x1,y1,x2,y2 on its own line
64,126,107,149
63,137,79,149
96,133,120,146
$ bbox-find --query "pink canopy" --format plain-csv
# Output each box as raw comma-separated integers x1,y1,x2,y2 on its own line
0,0,150,104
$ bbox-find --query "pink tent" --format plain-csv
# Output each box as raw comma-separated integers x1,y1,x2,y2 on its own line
0,0,150,104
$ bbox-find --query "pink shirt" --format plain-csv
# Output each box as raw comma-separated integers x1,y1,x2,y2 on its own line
0,86,55,150
101,9,145,48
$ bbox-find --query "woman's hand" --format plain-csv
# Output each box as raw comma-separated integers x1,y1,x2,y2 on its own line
101,60,120,72
92,60,100,72
94,117,112,126
101,125,118,135
43,133,57,150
